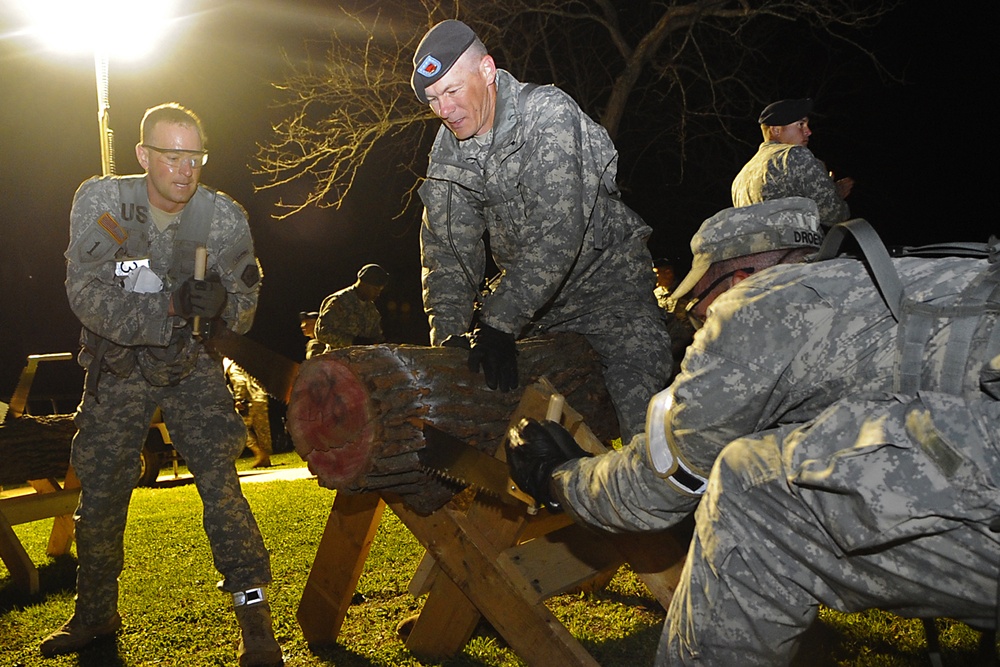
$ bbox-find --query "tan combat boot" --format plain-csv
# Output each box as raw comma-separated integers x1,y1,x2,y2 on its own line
248,443,272,469
233,587,282,667
40,612,122,657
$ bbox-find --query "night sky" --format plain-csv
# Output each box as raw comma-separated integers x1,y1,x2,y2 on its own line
0,0,996,405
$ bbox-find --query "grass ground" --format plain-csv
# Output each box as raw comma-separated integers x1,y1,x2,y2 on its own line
0,450,994,666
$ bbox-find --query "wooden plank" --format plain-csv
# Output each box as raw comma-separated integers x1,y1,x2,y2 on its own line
296,492,384,645
401,495,531,656
0,509,39,594
388,496,601,667
406,552,438,597
403,569,481,658
399,385,560,657
27,469,80,557
401,379,622,657
497,523,624,605
47,467,80,557
0,488,80,526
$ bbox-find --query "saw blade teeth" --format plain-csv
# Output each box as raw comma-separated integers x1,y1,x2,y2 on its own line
419,465,501,497
419,464,468,488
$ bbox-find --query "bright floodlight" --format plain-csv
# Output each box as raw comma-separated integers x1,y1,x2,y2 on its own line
15,0,179,59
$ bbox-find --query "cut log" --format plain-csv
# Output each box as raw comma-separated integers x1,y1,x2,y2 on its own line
286,333,619,514
0,415,76,486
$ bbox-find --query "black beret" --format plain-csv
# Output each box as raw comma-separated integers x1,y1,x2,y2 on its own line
411,20,477,104
357,264,390,287
758,98,813,126
299,311,319,320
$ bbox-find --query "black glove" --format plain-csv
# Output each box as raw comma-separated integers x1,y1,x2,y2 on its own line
174,275,227,319
506,418,591,511
468,324,518,392
440,333,471,350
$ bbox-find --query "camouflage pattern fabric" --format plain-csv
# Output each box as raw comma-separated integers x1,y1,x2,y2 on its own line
315,284,383,350
418,69,671,439
64,175,270,625
553,255,992,532
227,362,272,455
731,141,850,228
305,337,329,359
662,389,1000,665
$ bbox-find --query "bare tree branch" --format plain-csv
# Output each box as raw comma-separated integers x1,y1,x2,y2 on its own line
253,0,899,219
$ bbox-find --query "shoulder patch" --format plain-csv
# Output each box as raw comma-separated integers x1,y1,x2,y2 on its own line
97,211,128,244
241,262,261,288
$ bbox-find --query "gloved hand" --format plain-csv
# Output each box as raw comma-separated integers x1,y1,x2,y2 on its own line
506,418,592,511
468,324,518,392
173,274,227,320
440,333,471,350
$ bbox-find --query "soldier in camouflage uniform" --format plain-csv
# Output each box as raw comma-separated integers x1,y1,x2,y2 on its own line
664,382,1000,665
507,197,823,530
298,310,327,358
732,98,854,228
509,197,999,665
662,253,1000,665
226,359,273,468
42,104,282,667
411,20,671,440
315,264,388,350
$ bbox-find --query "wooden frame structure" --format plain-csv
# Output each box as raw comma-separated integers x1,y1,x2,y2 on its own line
296,379,689,664
0,469,80,595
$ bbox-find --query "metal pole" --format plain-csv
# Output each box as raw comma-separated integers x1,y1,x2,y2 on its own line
94,50,114,176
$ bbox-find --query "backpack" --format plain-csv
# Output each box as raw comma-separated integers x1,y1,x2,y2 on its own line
811,219,1000,396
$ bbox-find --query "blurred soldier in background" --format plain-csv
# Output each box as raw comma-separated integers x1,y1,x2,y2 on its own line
732,98,854,228
315,264,388,350
298,310,326,359
225,358,272,468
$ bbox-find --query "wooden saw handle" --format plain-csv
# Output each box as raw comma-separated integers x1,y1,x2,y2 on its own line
192,246,208,337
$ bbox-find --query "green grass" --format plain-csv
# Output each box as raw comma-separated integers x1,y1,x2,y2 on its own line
0,451,994,666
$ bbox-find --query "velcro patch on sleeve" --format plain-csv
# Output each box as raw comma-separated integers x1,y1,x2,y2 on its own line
241,261,261,288
218,235,261,292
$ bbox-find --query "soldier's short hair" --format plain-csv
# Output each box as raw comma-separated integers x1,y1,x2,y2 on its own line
140,103,207,147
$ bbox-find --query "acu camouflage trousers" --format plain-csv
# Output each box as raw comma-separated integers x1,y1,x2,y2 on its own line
69,351,271,625
662,396,1000,666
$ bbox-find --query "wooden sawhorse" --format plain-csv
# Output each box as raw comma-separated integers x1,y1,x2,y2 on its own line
0,468,80,595
296,379,689,665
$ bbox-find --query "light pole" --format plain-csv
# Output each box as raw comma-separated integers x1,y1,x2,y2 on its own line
13,1,179,176
95,51,114,175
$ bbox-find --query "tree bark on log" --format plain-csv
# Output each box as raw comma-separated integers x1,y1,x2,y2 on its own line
286,333,618,514
0,415,75,486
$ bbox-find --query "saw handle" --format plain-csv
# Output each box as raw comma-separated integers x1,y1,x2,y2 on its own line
545,393,565,423
522,392,566,516
192,246,208,339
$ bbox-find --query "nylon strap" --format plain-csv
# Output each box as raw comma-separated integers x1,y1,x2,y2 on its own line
814,219,904,321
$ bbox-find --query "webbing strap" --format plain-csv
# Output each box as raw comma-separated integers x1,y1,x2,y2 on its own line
814,219,904,321
891,241,994,258
895,261,1000,394
518,83,539,116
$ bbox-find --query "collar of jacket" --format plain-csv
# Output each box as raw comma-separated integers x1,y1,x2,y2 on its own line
425,69,528,188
